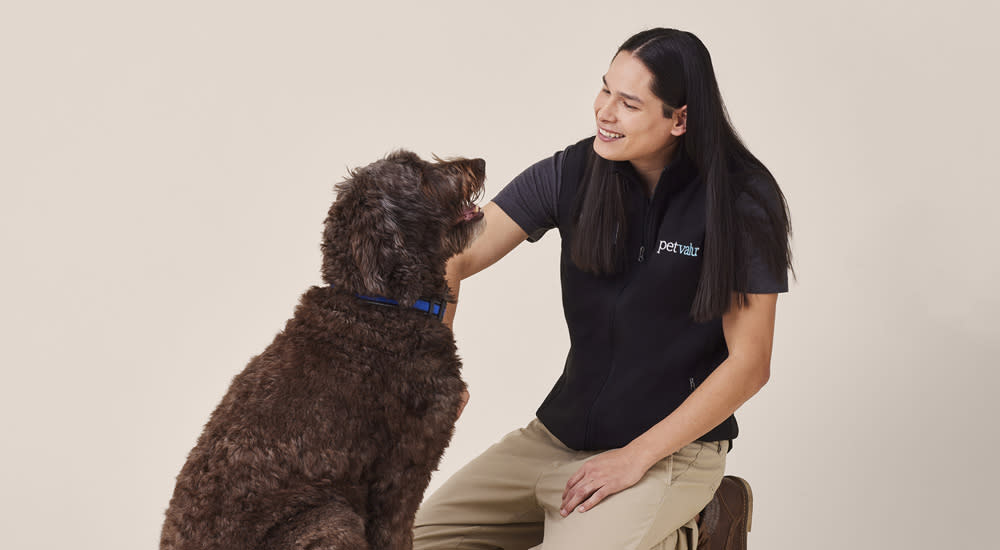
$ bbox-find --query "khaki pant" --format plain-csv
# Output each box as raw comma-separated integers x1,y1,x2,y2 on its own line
414,418,728,550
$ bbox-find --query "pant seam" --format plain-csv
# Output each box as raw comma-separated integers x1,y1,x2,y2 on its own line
628,444,708,550
670,442,706,484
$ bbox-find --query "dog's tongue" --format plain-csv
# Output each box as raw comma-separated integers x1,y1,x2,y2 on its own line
456,205,483,224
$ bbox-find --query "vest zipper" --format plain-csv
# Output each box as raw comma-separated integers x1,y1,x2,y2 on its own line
637,190,663,263
586,192,655,446
637,197,654,263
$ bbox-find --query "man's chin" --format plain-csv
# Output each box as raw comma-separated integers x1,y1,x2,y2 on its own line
593,140,626,162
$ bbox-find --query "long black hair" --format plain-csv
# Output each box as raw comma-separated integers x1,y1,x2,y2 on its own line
570,28,793,322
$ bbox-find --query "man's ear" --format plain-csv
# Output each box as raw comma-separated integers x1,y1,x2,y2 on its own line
671,105,688,137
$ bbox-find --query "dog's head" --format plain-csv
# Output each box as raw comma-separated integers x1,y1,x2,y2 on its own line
321,150,486,305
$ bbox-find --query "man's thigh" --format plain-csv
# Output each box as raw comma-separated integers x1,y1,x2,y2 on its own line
530,440,727,550
414,418,580,550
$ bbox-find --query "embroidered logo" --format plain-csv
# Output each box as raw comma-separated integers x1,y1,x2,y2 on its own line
656,240,700,257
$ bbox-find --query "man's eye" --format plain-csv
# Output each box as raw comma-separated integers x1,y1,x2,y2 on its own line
601,88,611,94
624,102,637,110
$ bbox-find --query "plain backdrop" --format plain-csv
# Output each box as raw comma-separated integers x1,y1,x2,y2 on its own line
2,1,998,549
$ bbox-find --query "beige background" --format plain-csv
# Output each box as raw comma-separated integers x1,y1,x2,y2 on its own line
2,1,997,548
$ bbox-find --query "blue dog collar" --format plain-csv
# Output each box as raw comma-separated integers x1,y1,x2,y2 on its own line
330,285,447,321
354,293,447,321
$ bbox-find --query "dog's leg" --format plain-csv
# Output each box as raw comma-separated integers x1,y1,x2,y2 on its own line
366,385,463,549
264,495,369,550
366,465,430,550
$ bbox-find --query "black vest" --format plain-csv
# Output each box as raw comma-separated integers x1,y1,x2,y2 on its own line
536,137,737,451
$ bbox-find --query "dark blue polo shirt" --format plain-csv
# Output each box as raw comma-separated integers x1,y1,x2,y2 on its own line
492,137,787,451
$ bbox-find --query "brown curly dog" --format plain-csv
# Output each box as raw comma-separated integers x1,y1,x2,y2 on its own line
160,151,486,550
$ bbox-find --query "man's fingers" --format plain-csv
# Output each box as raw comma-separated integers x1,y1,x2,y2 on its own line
561,482,599,516
577,488,607,513
456,389,470,419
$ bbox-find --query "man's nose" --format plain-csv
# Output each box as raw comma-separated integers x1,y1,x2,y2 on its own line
596,98,615,121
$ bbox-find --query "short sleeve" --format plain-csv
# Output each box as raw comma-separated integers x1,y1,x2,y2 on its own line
490,152,562,243
745,245,788,293
737,183,789,294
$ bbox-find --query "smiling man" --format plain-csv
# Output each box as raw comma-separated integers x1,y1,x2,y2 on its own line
414,27,791,550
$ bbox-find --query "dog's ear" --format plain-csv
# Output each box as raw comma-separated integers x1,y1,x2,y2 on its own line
325,157,427,299
323,169,398,296
347,201,401,296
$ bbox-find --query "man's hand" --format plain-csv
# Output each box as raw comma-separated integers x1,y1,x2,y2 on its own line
456,388,470,420
560,447,651,516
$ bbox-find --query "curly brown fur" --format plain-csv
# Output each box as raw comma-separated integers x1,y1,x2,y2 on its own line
160,151,486,550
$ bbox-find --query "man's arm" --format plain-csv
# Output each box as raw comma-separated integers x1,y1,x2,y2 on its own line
443,201,528,329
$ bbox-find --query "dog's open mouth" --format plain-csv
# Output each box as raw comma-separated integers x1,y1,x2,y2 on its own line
456,204,483,225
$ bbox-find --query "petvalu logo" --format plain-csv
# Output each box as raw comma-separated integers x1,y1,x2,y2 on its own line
657,240,700,257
